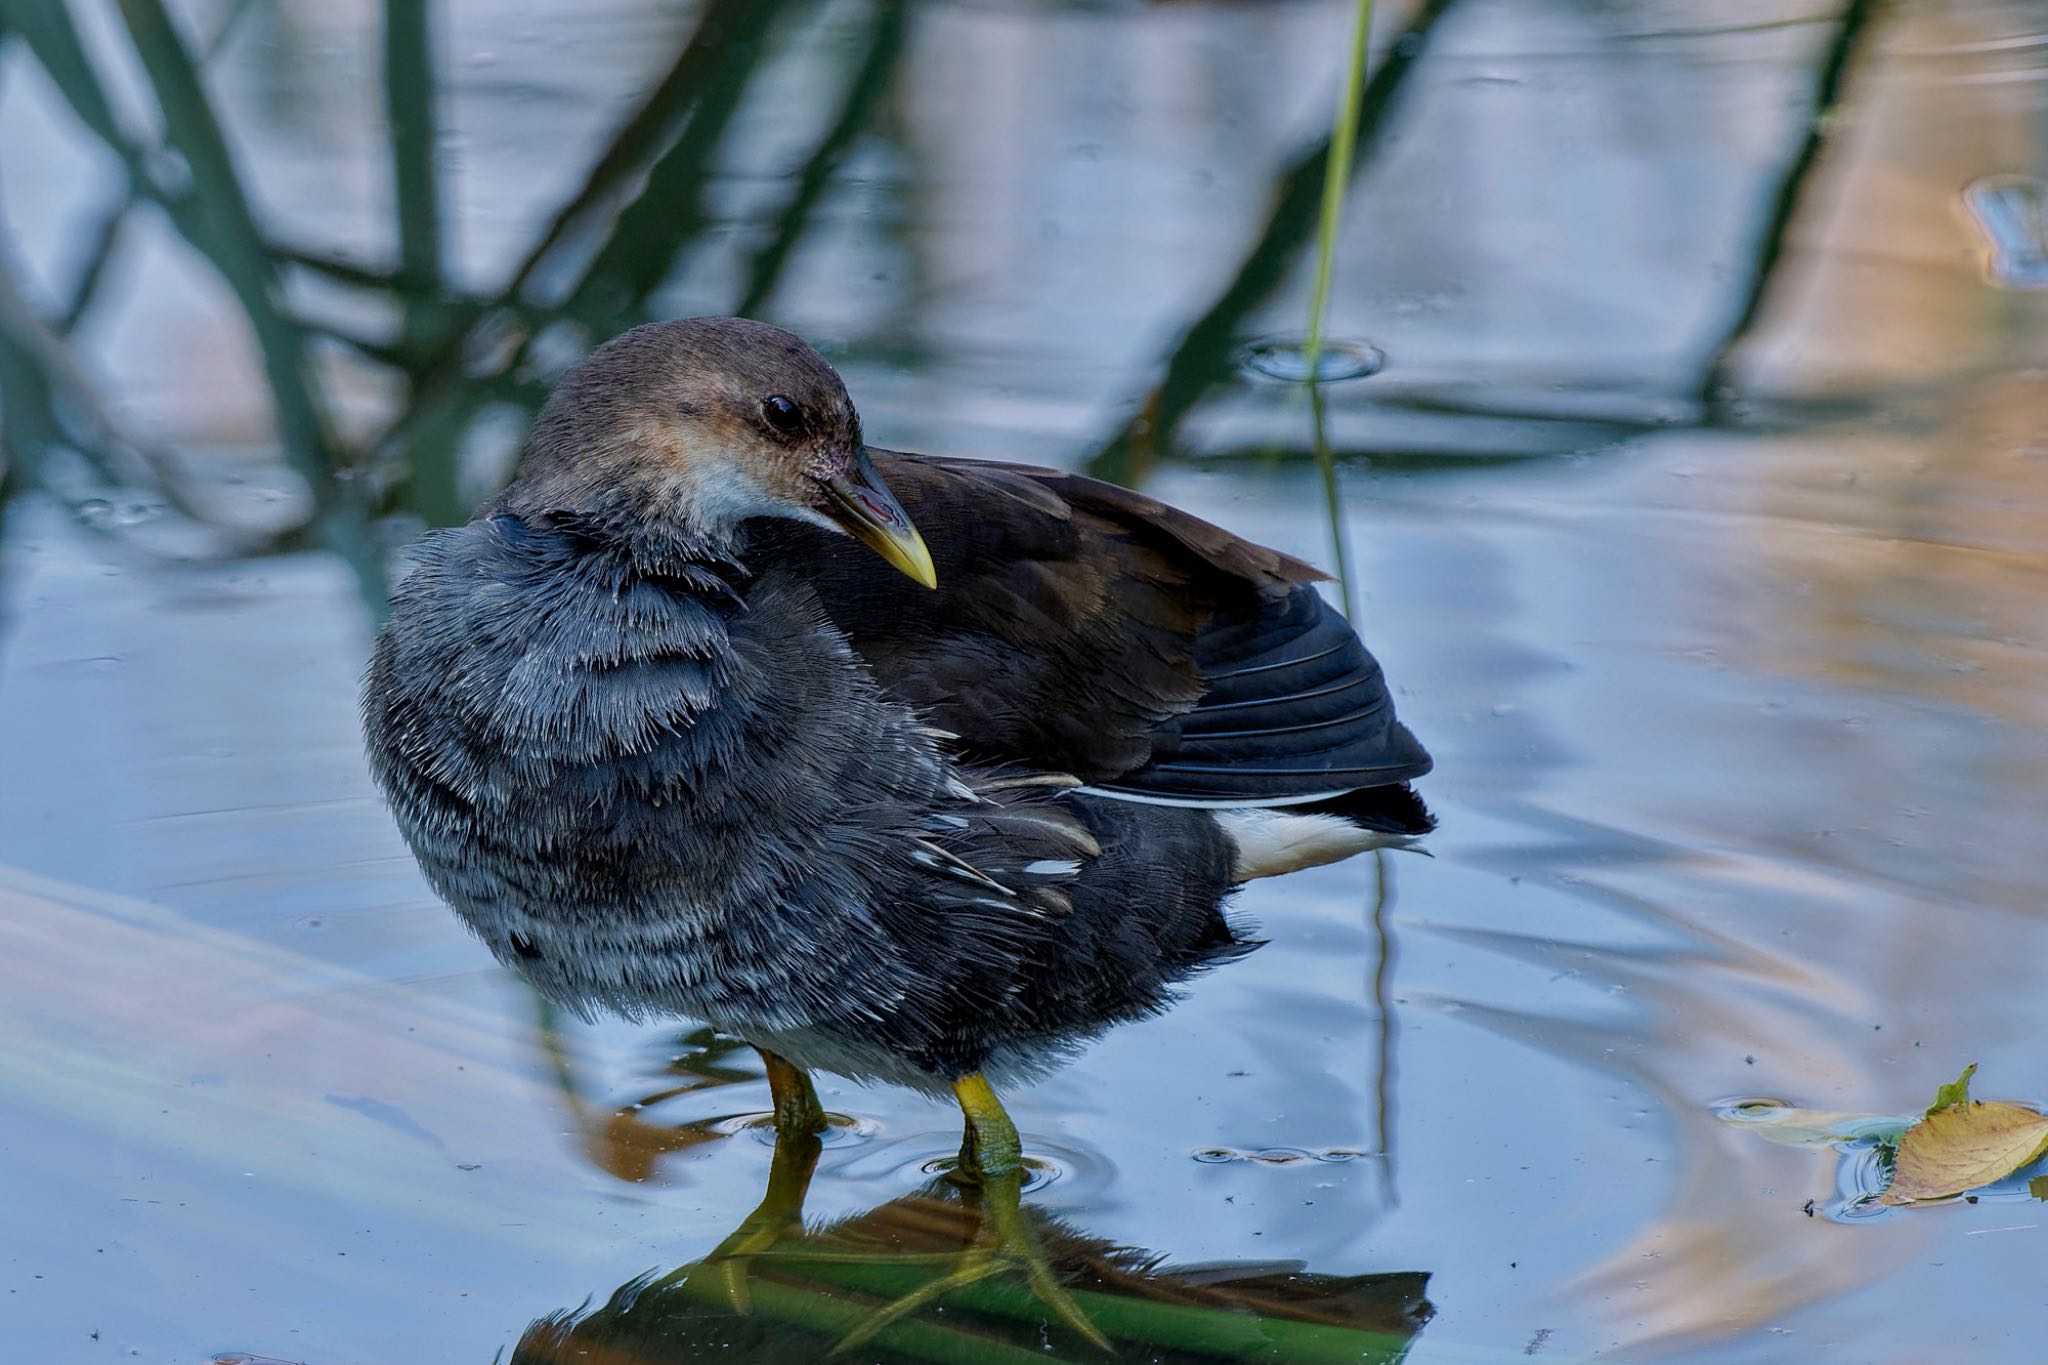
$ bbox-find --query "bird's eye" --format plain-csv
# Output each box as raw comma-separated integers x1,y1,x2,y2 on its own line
761,394,804,435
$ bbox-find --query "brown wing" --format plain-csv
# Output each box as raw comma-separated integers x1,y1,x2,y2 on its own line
751,450,1431,805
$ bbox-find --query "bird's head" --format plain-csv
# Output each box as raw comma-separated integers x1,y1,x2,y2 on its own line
512,316,936,587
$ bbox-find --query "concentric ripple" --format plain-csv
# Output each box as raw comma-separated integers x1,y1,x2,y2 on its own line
1235,337,1387,383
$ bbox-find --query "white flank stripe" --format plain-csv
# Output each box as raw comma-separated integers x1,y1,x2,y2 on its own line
1214,808,1387,880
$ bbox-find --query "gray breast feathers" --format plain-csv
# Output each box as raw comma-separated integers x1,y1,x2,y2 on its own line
360,513,1079,1037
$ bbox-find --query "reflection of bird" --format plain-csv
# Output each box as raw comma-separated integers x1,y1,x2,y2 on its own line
362,317,1431,1345
512,1118,1435,1365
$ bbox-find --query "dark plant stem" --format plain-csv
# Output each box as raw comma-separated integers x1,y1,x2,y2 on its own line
1369,848,1399,1208
1085,0,1460,487
384,0,444,335
109,0,387,606
372,0,795,521
1697,0,1879,415
735,0,909,317
382,0,461,522
57,201,128,333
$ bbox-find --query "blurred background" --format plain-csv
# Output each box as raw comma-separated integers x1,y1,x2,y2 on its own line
1,0,2045,1360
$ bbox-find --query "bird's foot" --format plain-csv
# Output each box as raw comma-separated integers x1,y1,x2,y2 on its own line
830,1162,1109,1355
688,1208,795,1313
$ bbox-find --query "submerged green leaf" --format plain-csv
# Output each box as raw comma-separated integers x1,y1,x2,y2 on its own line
1927,1063,1978,1117
1716,1100,1911,1149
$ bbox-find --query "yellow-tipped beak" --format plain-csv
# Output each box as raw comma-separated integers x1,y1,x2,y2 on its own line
821,450,938,589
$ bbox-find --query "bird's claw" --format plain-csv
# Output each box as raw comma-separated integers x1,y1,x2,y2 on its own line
683,1207,795,1313
830,1167,1110,1355
683,1117,823,1314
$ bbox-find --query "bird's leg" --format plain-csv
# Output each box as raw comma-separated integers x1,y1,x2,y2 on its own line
833,1075,1110,1355
956,1076,1107,1347
759,1045,827,1137
676,1048,827,1312
952,1119,985,1186
684,1117,823,1312
954,1073,1022,1172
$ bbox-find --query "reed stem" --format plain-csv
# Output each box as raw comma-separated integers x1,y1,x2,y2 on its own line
1303,0,1377,381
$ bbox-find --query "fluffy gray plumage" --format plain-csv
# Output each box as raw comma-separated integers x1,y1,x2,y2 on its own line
361,316,1431,1098
363,503,1245,1092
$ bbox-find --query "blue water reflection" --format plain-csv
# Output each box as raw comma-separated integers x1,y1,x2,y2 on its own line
1,0,2045,1361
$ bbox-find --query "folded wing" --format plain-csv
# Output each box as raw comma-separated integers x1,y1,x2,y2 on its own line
1104,580,1432,803
753,451,1431,828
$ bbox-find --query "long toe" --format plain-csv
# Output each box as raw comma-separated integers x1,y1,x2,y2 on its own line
830,1166,1110,1356
678,1125,824,1313
680,1201,802,1314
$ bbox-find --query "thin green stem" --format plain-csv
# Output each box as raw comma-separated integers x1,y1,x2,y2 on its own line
1082,0,1454,486
1308,383,1356,620
1302,0,1376,381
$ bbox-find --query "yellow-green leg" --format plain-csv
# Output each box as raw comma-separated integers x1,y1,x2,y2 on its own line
955,1074,1022,1172
834,1074,1109,1354
684,1113,824,1311
760,1046,827,1137
675,1047,827,1311
950,1074,996,1186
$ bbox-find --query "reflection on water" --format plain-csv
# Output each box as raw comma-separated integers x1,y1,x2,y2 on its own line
2,0,2046,1361
535,1005,887,1185
512,1122,1433,1365
1965,175,2048,286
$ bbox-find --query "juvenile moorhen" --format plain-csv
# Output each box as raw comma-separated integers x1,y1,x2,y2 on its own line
362,317,1431,1347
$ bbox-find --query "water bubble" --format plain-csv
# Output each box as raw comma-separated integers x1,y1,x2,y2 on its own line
1250,1147,1313,1165
1192,1145,1365,1165
1235,338,1386,384
74,498,114,529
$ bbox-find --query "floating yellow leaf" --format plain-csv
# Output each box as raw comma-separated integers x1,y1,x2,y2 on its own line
1881,1100,2048,1205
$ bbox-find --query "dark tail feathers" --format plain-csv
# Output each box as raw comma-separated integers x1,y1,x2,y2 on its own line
1298,782,1436,837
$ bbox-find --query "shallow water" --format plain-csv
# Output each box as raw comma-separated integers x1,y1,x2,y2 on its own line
1,1,2045,1360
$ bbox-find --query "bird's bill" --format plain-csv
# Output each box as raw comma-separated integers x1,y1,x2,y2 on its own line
820,451,938,589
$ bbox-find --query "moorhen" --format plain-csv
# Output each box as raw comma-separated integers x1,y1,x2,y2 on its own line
361,317,1432,1346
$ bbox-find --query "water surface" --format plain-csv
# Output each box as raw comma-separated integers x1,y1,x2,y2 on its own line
2,1,2046,1360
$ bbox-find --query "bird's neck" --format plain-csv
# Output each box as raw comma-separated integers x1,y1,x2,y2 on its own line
489,476,754,586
